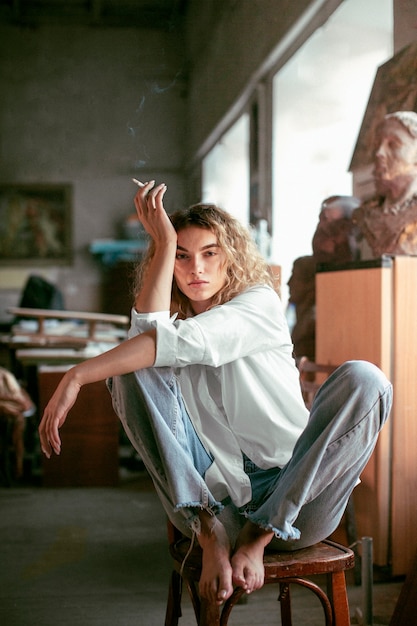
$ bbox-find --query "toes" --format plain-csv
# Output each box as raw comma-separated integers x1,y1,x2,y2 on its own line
217,574,233,604
232,573,247,589
242,568,256,593
232,567,264,594
200,578,232,605
216,588,228,605
232,566,248,589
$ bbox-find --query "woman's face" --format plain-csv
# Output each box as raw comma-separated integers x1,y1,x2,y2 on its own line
174,226,227,314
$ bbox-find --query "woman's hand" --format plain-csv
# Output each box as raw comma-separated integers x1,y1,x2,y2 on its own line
134,181,176,247
133,181,178,313
38,370,82,458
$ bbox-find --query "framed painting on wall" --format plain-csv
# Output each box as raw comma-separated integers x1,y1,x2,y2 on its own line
0,183,72,265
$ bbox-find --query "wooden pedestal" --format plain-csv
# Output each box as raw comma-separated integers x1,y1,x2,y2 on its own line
316,255,417,576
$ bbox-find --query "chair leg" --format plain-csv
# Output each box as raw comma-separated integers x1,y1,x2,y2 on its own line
174,575,221,626
327,571,351,626
199,597,220,626
344,496,361,585
183,578,203,623
278,582,293,625
220,587,247,625
165,570,182,626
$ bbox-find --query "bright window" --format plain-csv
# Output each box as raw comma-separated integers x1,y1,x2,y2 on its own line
202,113,250,226
272,0,393,305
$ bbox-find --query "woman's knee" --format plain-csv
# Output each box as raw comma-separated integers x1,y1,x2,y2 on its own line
333,360,391,394
330,360,392,426
315,360,392,420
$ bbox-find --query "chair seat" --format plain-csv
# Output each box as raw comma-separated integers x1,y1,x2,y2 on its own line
167,531,355,626
262,540,354,577
170,535,354,578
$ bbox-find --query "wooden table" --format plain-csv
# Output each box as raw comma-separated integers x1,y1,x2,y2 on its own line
5,308,128,488
8,307,129,346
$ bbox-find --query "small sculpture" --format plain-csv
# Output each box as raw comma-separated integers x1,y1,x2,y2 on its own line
287,255,317,361
312,195,361,265
353,111,417,258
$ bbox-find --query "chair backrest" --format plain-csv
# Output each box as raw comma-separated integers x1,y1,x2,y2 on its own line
297,356,338,410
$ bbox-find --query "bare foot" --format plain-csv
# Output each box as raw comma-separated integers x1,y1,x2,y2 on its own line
196,513,233,605
231,521,274,594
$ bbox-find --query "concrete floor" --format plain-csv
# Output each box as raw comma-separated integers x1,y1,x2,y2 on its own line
0,469,403,626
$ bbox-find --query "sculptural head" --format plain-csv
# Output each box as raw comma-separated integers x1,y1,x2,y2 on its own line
373,111,417,201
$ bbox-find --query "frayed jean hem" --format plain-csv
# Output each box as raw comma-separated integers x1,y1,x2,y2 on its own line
245,512,301,542
174,500,225,534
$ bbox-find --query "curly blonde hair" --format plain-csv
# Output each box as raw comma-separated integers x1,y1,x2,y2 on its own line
133,203,275,318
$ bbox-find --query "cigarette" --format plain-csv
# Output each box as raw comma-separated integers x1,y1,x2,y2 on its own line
132,178,145,187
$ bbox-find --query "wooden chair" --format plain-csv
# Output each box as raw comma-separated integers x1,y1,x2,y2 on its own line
165,357,358,624
297,356,338,410
165,521,354,625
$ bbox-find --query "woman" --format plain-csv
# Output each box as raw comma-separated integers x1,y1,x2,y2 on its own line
39,181,392,606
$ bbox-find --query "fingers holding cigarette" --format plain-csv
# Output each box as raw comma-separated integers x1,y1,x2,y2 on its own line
132,178,164,192
132,179,172,240
132,179,158,195
148,182,167,208
132,178,167,212
132,179,155,201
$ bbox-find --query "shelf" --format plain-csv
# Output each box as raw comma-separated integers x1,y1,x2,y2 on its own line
90,239,147,265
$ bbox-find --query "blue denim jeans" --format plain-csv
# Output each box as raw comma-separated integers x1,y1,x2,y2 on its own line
108,360,392,549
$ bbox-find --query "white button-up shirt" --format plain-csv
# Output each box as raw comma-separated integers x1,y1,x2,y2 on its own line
128,285,309,507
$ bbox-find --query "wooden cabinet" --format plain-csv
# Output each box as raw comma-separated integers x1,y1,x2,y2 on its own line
316,255,417,576
38,366,120,487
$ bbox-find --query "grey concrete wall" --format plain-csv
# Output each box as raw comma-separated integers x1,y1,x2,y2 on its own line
0,23,186,311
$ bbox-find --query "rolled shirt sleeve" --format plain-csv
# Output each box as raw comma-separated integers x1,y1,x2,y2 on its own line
153,286,292,368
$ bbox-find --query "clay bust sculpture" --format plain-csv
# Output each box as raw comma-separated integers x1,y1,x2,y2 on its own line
287,255,317,361
312,195,361,265
353,111,417,258
289,196,360,361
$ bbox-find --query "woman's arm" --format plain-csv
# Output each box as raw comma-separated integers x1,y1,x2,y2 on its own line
38,329,157,459
40,183,179,459
133,181,177,313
